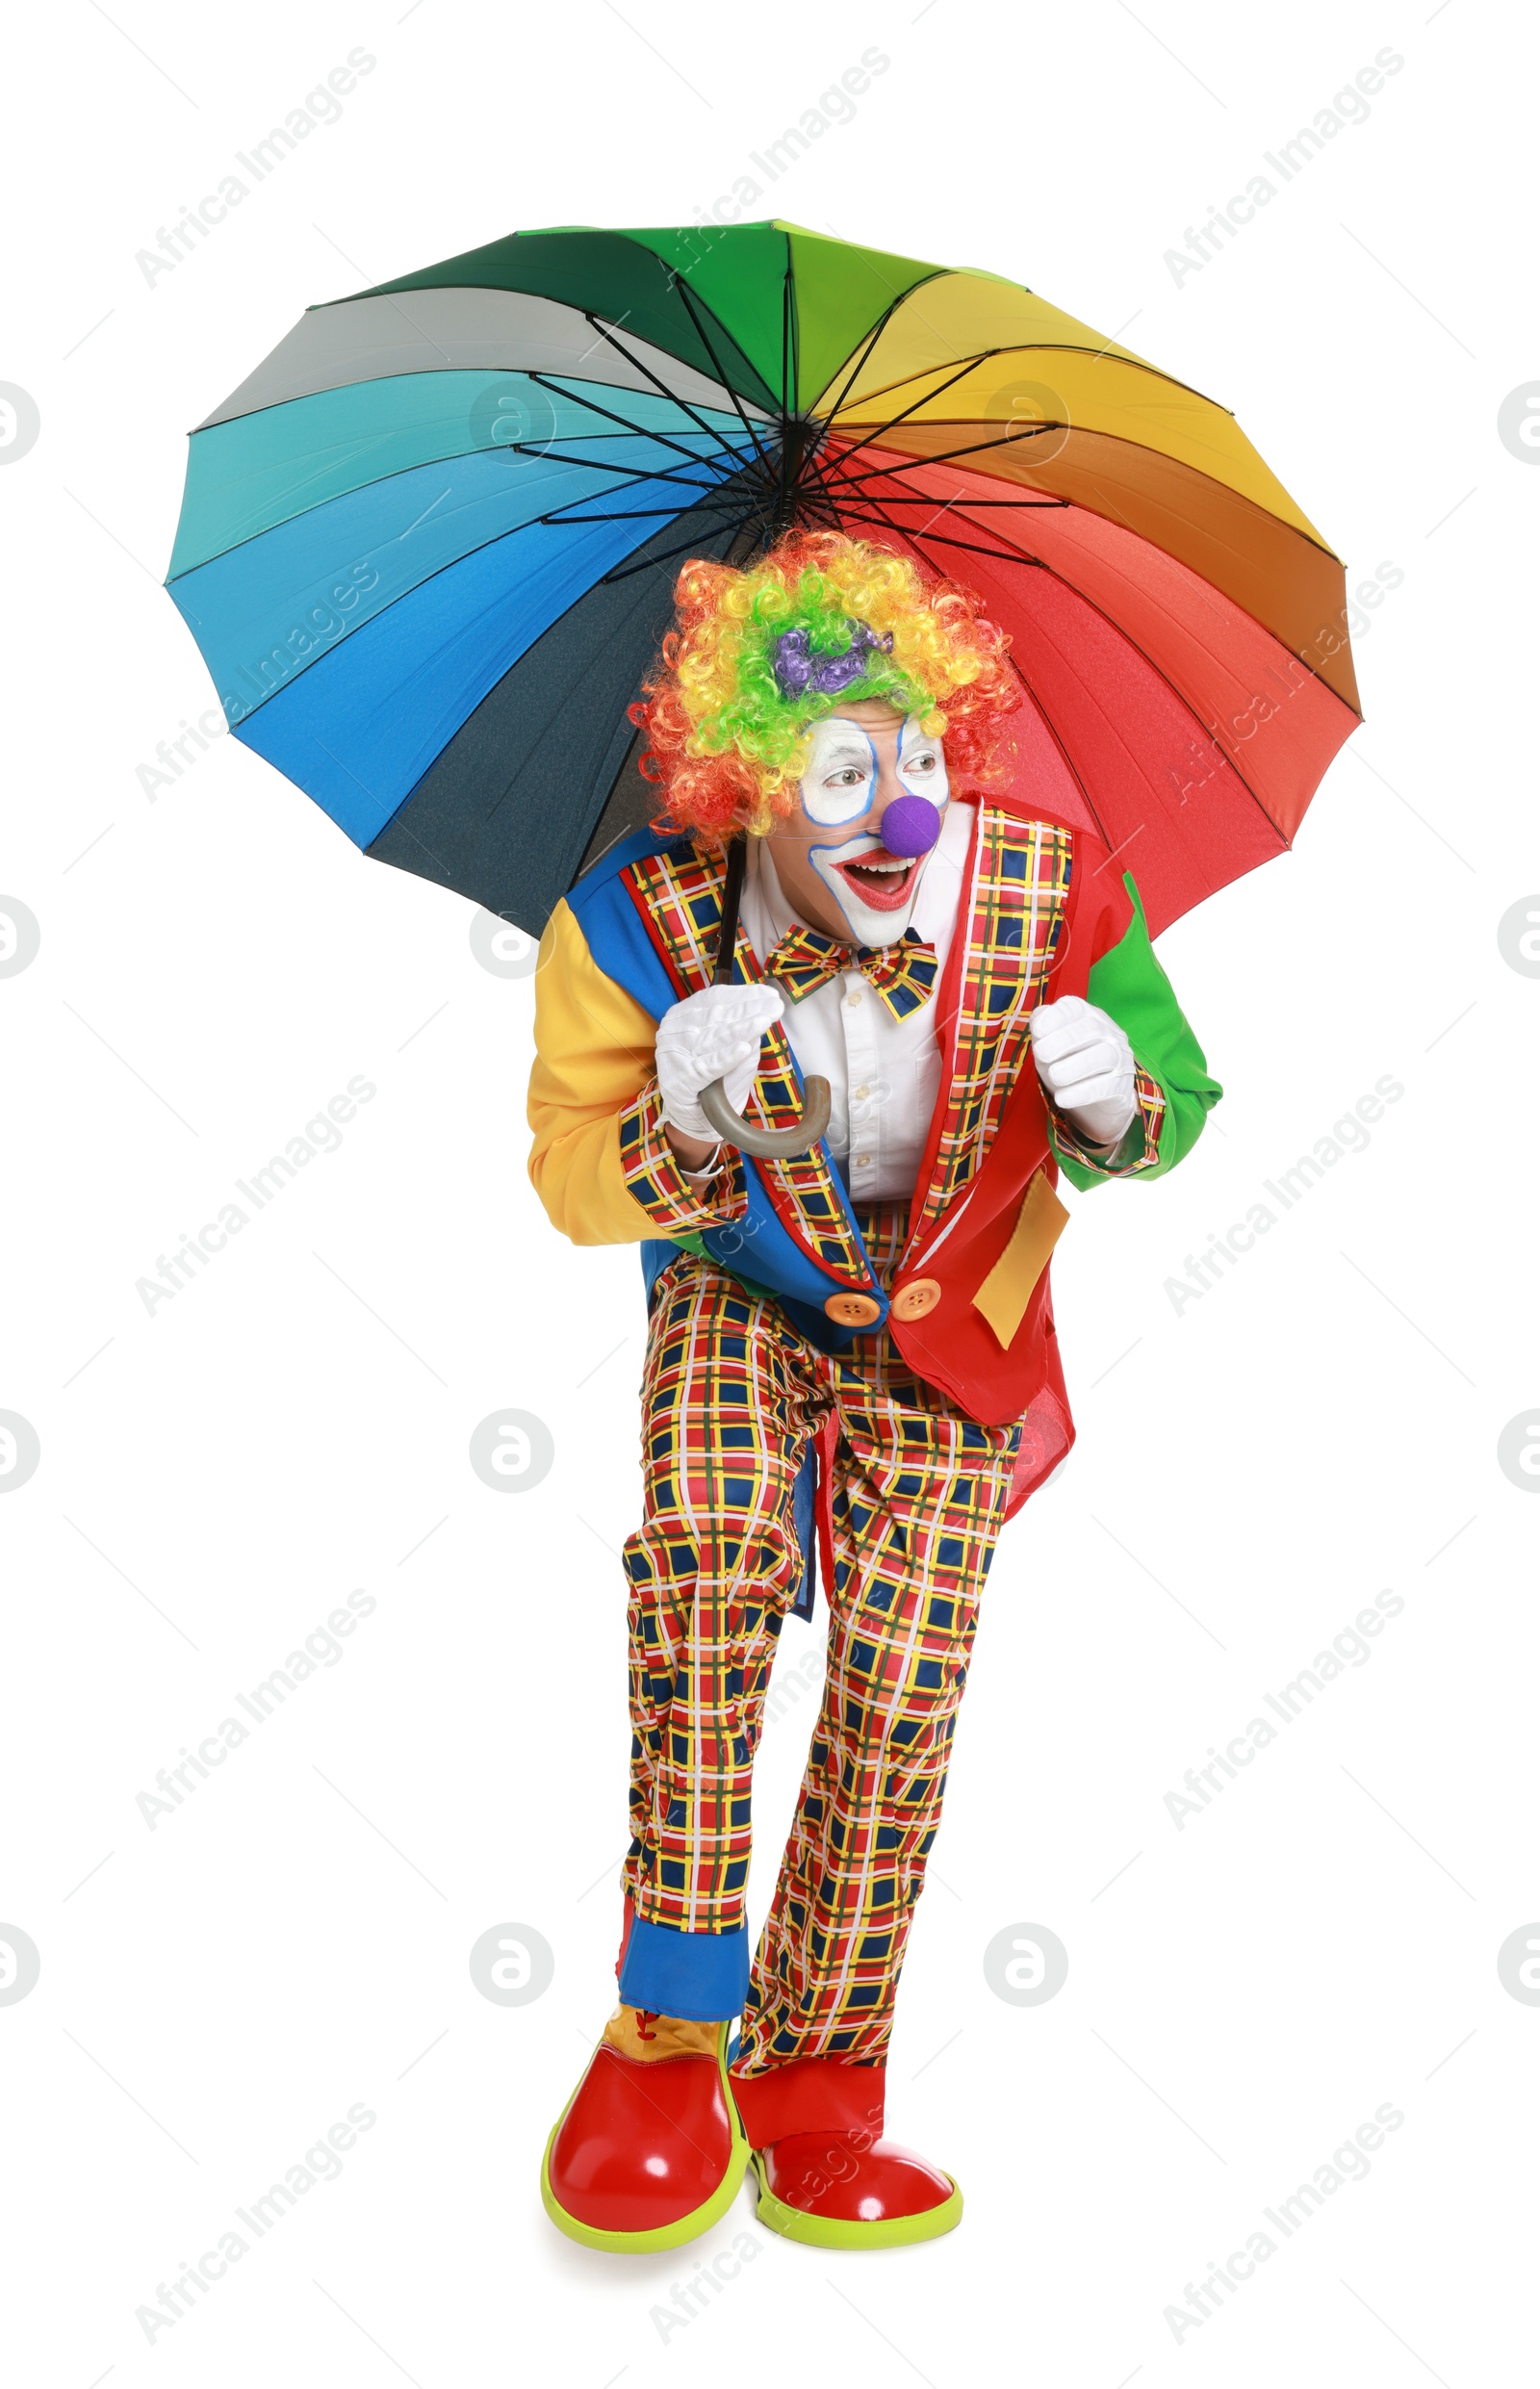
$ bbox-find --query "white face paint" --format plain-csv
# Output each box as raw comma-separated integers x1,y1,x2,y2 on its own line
798,713,950,945
807,832,923,946
797,713,953,829
894,719,949,807
799,716,880,826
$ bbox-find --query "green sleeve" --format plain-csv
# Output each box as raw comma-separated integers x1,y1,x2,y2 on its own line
1050,872,1222,1191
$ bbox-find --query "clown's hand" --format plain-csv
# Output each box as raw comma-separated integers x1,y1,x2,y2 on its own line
655,983,784,1144
1029,995,1138,1146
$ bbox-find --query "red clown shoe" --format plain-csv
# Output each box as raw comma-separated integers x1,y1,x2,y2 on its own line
750,2129,962,2249
541,2007,748,2252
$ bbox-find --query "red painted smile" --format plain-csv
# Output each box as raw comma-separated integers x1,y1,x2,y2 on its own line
833,850,919,912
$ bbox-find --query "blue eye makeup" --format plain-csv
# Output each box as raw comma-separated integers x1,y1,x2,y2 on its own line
797,715,950,826
800,724,878,826
896,718,950,806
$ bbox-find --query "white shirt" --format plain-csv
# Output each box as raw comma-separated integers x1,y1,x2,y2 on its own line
739,801,974,1203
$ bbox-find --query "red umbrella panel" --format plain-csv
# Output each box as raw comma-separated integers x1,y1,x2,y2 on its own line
820,444,1359,938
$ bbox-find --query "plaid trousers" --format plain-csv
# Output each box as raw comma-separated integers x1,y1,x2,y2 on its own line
621,1207,1020,2088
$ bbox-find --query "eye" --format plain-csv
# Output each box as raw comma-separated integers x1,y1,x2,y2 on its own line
908,751,937,773
827,765,867,787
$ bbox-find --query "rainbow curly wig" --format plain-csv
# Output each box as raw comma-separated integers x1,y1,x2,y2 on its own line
633,531,1019,843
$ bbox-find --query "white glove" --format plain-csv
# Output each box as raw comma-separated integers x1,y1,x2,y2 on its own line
654,982,784,1143
1029,994,1138,1146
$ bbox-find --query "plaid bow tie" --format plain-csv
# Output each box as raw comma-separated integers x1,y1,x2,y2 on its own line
764,923,940,1020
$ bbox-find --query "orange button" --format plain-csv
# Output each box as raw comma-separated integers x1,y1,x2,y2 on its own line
890,1277,941,1322
824,1292,883,1328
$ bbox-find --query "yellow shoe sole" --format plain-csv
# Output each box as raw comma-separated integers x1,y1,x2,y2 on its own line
749,2149,963,2249
539,2020,749,2254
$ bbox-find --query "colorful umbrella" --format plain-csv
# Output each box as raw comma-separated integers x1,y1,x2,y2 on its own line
166,219,1359,939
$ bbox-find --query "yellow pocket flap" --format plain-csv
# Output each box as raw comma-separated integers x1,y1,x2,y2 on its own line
971,1171,1069,1351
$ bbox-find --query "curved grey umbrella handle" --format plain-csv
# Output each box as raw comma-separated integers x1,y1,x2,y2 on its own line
698,1072,833,1161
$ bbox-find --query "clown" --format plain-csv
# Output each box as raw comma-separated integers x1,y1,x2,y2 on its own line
527,531,1219,2251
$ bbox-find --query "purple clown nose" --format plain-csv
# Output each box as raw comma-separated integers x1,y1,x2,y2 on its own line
879,795,942,859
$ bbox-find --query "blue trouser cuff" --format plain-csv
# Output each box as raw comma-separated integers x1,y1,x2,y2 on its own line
617,1914,750,2021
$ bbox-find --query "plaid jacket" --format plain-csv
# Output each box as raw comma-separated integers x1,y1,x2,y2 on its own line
527,800,1219,1483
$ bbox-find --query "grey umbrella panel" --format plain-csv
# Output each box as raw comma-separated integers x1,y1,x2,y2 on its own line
197,287,775,430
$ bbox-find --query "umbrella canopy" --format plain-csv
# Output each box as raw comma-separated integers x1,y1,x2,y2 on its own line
166,219,1359,938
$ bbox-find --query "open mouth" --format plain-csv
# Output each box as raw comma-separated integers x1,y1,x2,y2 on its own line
833,850,919,912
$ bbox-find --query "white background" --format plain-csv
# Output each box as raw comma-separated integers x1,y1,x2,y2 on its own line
3,2,1536,2382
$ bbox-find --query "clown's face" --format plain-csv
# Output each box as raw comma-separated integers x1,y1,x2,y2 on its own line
766,700,950,948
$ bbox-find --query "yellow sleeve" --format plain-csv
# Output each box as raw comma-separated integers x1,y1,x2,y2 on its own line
526,899,662,1246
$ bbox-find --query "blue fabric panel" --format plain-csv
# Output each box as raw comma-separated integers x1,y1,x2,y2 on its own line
169,372,750,575
171,445,724,727
230,510,677,844
618,1914,749,2021
566,828,683,1013
642,1238,683,1305
791,1441,817,1623
699,1192,865,1322
641,1237,864,1361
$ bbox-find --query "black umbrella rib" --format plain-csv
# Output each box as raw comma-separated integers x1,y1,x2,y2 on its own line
535,475,754,527
816,348,997,434
839,518,1050,570
831,490,1069,510
865,492,1291,846
600,516,748,585
567,318,766,479
783,463,849,531
536,502,748,526
783,432,840,518
832,499,1049,573
526,370,745,482
792,453,855,534
994,546,1293,843
817,288,933,435
823,338,1208,427
1007,587,1285,846
664,280,775,473
823,340,1084,431
823,424,1075,496
821,347,994,425
831,477,1014,552
844,491,1117,847
501,440,737,497
1004,648,1115,849
579,305,770,459
817,351,1006,470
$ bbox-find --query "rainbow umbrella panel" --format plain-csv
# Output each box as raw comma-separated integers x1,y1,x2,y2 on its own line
166,219,1360,937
